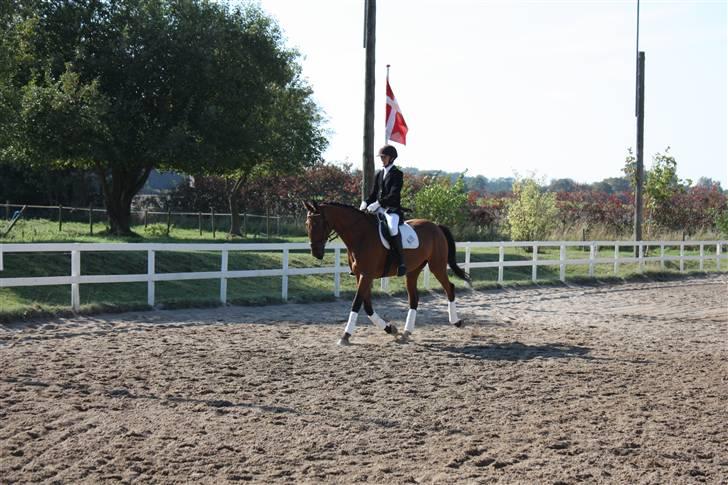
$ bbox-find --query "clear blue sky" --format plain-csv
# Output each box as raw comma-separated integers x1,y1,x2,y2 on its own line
253,0,727,186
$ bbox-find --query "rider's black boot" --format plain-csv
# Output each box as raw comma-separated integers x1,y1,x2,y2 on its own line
391,232,407,276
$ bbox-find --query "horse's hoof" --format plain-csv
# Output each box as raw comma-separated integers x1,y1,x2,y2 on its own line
384,324,398,336
453,320,465,328
398,330,412,343
337,333,351,346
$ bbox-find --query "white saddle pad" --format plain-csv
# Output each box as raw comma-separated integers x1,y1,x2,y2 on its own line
378,223,419,250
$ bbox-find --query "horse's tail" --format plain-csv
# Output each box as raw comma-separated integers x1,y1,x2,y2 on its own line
438,224,472,286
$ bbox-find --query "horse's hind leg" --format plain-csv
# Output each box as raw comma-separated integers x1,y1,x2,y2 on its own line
431,266,463,327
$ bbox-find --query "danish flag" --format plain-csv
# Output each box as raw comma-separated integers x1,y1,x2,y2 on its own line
385,77,408,145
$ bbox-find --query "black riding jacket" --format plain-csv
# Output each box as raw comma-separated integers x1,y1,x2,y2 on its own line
365,165,403,216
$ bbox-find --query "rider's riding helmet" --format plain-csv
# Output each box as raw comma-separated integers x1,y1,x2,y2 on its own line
378,145,398,163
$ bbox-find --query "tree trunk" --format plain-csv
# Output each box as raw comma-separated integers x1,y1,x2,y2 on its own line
228,173,247,237
106,194,134,235
96,163,153,236
229,193,241,236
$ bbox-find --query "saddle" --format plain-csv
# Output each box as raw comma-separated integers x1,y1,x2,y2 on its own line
376,213,419,250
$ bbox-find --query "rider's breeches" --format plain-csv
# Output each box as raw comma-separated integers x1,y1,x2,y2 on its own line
375,207,399,236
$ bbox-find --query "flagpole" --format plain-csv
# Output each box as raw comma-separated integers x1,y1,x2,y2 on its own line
385,64,390,145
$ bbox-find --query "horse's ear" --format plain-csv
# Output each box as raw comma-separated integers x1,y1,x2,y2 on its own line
311,200,320,211
302,200,315,213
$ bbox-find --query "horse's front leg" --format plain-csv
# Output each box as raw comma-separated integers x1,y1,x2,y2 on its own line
339,274,373,345
339,275,396,346
363,293,399,337
360,275,398,337
401,269,422,340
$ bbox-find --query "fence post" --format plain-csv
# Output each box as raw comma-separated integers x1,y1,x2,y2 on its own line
497,245,504,284
243,213,247,237
424,264,430,289
464,245,471,275
89,205,93,235
282,247,289,301
198,212,202,236
532,244,538,282
334,247,341,297
660,244,665,270
381,276,389,291
699,243,704,271
58,205,63,232
589,242,596,277
71,249,81,311
680,243,685,273
559,244,566,282
717,243,722,271
266,206,270,238
220,249,228,304
638,243,644,273
147,249,155,307
277,215,280,236
144,210,148,228
211,208,216,238
166,208,172,236
614,244,619,275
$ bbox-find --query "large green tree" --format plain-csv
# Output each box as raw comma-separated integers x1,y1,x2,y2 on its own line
1,0,325,235
224,68,326,236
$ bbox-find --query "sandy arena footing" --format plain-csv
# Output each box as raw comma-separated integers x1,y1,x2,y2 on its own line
1,275,726,483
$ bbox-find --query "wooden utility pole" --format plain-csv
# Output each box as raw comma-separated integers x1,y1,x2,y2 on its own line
362,0,376,199
635,51,645,247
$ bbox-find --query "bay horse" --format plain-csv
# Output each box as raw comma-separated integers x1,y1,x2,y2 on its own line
303,201,471,345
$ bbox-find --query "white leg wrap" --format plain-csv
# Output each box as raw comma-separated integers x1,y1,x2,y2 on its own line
368,312,387,330
448,301,459,324
344,311,358,335
405,309,417,332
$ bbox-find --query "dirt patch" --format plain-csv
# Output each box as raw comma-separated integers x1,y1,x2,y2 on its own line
1,275,726,483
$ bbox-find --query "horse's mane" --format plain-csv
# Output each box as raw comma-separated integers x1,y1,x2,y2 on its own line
320,201,357,210
319,201,376,225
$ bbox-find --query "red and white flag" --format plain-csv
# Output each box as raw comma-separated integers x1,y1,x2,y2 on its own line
385,77,408,145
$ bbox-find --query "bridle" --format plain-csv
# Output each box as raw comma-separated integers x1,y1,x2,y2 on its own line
306,211,336,253
306,205,373,252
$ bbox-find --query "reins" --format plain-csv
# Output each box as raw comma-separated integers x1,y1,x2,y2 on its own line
316,207,373,244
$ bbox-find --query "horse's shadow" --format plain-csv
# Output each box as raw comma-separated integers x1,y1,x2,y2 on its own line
420,337,592,361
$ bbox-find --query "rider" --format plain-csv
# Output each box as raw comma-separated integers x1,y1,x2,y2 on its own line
360,144,407,276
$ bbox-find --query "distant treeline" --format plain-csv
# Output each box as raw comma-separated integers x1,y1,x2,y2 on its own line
403,168,723,196
2,161,724,209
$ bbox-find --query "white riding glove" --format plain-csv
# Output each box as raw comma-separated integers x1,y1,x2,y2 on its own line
366,201,381,213
359,201,367,210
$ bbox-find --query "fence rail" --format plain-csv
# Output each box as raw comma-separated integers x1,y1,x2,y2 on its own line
1,202,294,237
1,240,725,311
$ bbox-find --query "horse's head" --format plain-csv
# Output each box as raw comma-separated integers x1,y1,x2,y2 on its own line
303,200,330,260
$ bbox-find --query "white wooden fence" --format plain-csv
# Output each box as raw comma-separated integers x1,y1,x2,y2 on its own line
0,240,725,311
